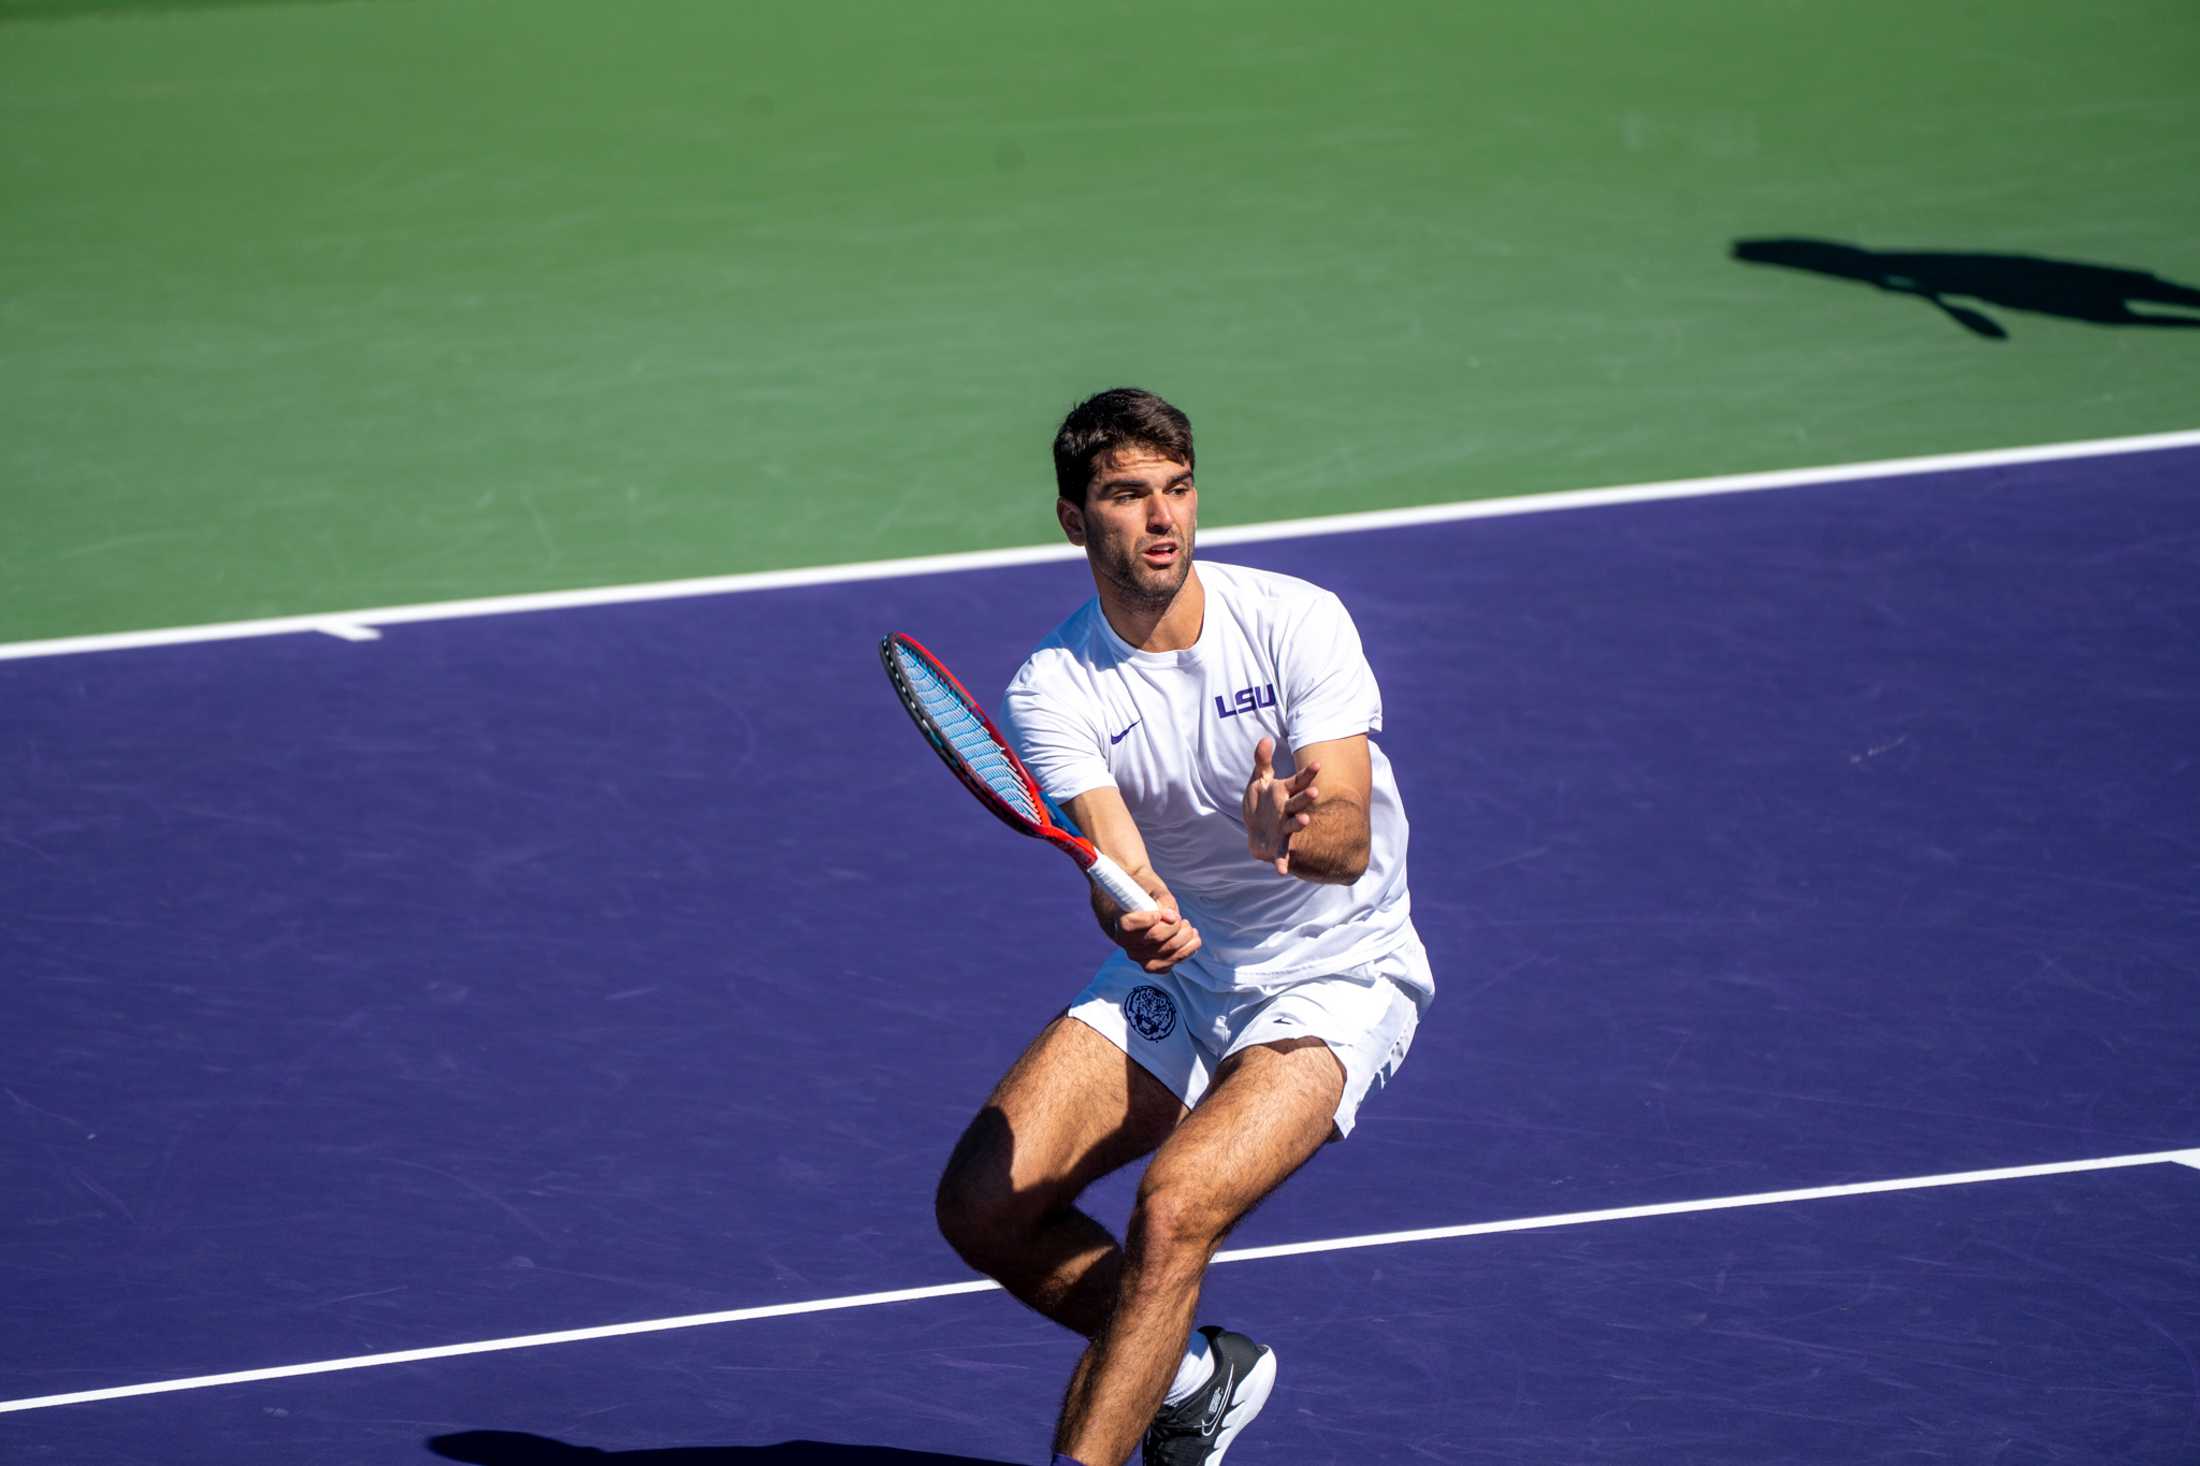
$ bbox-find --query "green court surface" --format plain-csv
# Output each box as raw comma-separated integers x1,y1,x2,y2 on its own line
4,0,2196,642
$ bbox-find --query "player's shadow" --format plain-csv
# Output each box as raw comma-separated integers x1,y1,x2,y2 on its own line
1730,237,2200,340
428,1432,1015,1465
0,0,356,21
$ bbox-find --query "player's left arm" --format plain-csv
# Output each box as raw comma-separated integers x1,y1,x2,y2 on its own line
1242,733,1372,884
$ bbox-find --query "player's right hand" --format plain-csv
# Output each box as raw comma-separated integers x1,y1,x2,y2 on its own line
1243,736,1321,874
1113,875,1201,972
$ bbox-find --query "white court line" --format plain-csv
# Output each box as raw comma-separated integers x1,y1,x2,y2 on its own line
3,427,2196,665
4,1145,2194,1416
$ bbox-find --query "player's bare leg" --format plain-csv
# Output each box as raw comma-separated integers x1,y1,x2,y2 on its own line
935,1014,1186,1336
1054,1036,1343,1466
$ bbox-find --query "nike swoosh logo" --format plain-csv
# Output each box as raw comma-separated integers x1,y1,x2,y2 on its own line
1200,1363,1235,1436
1109,721,1141,745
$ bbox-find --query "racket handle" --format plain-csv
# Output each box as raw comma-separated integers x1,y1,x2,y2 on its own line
1085,851,1159,914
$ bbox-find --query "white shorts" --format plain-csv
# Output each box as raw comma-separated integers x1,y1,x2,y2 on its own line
1066,936,1432,1139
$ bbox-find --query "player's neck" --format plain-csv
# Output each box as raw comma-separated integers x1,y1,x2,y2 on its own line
1099,566,1205,653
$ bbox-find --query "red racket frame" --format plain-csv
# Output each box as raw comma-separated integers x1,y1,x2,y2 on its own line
879,631,1102,871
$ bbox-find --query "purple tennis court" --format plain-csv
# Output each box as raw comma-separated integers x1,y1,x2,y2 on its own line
5,445,2197,1463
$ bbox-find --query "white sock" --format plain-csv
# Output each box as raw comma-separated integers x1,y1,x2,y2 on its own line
1162,1330,1215,1407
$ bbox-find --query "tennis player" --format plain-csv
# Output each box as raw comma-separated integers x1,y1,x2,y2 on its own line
933,388,1433,1465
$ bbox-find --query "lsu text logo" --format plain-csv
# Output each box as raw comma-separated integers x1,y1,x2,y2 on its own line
1213,683,1277,720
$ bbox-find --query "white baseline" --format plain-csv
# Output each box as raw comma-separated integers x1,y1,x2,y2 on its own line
3,1146,2195,1416
2,427,2196,664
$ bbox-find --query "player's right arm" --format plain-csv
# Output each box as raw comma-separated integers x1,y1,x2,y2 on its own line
1062,785,1202,973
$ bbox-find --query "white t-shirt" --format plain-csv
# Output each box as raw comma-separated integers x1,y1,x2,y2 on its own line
1000,561,1423,994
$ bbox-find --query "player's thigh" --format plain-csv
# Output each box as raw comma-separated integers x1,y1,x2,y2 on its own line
940,1013,1186,1214
1132,1036,1343,1246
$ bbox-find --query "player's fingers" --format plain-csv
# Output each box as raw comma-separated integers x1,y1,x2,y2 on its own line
1282,787,1319,815
1251,737,1275,777
1274,850,1292,875
1285,762,1321,793
1143,926,1191,969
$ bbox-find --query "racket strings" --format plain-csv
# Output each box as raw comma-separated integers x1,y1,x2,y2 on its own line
894,649,1043,825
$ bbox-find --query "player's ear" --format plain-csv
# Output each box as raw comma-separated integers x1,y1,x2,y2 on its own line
1056,495,1086,547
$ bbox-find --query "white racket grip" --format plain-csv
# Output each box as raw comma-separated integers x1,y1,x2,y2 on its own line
1085,851,1159,914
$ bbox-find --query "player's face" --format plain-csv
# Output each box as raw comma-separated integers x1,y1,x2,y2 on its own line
1059,445,1198,609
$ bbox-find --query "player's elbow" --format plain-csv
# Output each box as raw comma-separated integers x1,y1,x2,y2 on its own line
1301,806,1370,884
1299,838,1369,885
1325,846,1371,885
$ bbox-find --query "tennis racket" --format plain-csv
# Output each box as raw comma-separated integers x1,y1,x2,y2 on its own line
879,632,1156,914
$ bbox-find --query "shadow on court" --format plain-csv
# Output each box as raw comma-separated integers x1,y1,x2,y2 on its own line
0,0,356,21
1731,237,2200,339
428,1432,1015,1465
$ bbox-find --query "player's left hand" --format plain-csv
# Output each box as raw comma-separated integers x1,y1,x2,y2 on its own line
1242,736,1320,875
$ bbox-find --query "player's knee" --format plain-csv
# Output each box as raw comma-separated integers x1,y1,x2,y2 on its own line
933,1155,1005,1261
1129,1174,1229,1259
934,1117,1032,1266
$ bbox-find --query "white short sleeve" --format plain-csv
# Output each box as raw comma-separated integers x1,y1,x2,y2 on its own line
1001,677,1116,804
1280,592,1384,750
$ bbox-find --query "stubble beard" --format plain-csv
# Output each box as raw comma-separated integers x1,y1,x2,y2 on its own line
1100,534,1194,611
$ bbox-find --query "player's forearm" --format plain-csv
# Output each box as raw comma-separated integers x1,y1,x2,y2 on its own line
1286,799,1370,884
1088,882,1124,938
